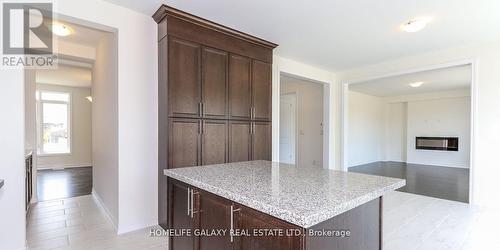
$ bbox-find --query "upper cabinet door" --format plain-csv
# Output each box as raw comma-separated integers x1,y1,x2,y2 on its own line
252,122,271,161
229,54,251,120
168,38,201,118
201,120,227,165
202,47,228,119
251,60,272,121
169,118,201,168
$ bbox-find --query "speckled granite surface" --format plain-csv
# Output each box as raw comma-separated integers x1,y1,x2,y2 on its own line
164,160,405,228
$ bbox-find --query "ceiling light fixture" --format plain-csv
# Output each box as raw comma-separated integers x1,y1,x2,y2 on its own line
409,82,424,88
51,22,73,36
401,17,432,33
86,96,93,102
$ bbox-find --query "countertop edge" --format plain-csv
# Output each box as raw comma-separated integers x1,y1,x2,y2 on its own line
165,170,406,228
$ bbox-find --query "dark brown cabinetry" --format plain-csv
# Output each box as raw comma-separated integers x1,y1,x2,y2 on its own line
154,5,277,229
251,60,272,121
168,38,201,118
168,177,382,250
236,206,303,250
168,178,300,250
251,122,272,161
229,55,252,120
202,48,228,119
168,180,195,250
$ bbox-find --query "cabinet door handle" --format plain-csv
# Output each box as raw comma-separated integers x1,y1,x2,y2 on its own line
198,120,202,134
202,120,205,134
201,102,204,116
230,205,241,242
198,102,202,116
190,190,199,218
187,188,191,216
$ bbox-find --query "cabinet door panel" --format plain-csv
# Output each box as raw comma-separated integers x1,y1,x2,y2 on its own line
169,118,200,168
229,121,251,162
169,38,201,117
252,60,272,121
229,55,251,119
252,122,271,161
202,47,228,118
236,206,302,250
202,120,227,165
168,179,194,250
196,191,232,250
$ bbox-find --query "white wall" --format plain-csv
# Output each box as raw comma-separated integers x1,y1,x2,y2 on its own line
339,41,500,208
406,97,471,168
0,69,26,250
36,83,92,169
280,79,324,167
384,102,407,162
91,32,119,227
347,91,384,166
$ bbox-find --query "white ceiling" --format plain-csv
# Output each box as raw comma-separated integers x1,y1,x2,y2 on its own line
36,65,92,88
349,65,471,97
104,0,500,71
53,21,109,47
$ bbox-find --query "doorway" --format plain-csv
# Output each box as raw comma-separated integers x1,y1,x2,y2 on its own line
342,62,475,203
279,74,324,167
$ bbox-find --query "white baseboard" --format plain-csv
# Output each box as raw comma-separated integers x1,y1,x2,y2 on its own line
38,163,92,170
117,220,158,235
91,188,118,232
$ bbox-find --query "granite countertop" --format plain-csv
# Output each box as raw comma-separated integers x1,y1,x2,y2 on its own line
164,160,405,228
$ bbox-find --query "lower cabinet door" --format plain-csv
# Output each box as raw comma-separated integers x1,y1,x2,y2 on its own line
236,206,303,250
169,179,195,250
229,121,251,162
196,190,233,250
201,120,228,165
251,122,271,161
169,118,201,168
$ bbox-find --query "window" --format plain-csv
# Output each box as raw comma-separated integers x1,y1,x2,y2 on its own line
37,91,71,154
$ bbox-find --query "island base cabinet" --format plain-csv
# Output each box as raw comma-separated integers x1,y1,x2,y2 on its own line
168,180,195,250
197,190,233,250
167,178,382,250
235,206,303,250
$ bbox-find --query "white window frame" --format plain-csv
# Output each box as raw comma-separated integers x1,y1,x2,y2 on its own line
36,90,72,156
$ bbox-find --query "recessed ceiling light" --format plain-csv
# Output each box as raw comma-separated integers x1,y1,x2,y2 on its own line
401,17,432,32
51,22,73,36
409,82,424,88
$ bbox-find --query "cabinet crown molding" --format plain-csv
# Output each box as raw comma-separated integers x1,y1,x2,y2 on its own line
152,5,278,49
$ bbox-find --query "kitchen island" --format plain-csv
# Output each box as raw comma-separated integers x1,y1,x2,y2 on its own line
164,160,405,249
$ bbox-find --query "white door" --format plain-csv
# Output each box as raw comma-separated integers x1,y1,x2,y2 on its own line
280,93,297,164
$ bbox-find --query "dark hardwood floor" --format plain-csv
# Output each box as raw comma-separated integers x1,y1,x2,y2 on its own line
349,161,469,203
37,167,92,201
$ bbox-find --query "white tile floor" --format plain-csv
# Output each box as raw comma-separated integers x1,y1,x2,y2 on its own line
27,195,167,250
383,191,500,250
27,192,500,250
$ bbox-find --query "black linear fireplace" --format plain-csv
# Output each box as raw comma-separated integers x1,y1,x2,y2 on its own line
416,137,459,151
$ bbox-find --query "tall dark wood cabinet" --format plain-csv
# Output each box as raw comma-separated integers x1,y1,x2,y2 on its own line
153,5,277,230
